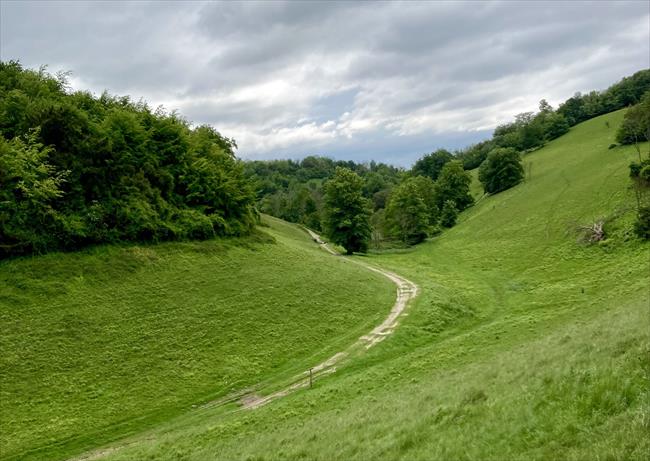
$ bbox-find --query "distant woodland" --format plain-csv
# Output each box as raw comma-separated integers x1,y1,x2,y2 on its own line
247,70,650,248
1,62,648,256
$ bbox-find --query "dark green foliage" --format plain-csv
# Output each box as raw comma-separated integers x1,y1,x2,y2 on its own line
543,112,570,140
433,161,474,211
411,149,453,181
410,175,439,222
246,71,647,249
0,130,67,253
491,107,569,153
616,91,650,146
440,200,458,228
385,177,431,244
633,206,650,239
480,71,649,159
246,156,402,230
0,61,257,257
455,140,494,170
640,165,650,184
478,147,525,194
323,167,372,254
558,70,650,126
629,159,650,185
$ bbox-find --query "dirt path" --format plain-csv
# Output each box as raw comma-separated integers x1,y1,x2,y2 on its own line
70,229,418,460
239,229,418,408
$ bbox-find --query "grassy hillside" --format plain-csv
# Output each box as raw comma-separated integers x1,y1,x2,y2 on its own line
94,109,648,460
0,216,395,460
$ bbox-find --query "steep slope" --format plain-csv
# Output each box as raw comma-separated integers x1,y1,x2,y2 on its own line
96,109,648,460
0,216,395,460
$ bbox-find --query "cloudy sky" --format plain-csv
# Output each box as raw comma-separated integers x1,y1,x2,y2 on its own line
1,1,648,166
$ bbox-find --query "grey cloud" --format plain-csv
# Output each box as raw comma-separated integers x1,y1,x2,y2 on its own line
1,0,648,166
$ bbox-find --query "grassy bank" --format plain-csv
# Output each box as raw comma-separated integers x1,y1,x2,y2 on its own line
0,216,394,460
95,109,648,460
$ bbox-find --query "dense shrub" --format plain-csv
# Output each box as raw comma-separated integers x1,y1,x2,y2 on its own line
478,148,524,194
634,206,650,240
455,140,494,170
558,70,650,126
323,167,372,254
616,91,650,146
411,149,453,181
246,157,402,230
0,61,257,257
440,200,458,228
434,161,474,211
385,177,431,244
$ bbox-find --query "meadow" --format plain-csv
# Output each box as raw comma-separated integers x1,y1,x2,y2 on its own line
0,217,394,460
89,109,649,460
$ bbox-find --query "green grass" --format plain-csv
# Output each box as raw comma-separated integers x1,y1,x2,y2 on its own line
86,109,648,460
0,216,395,460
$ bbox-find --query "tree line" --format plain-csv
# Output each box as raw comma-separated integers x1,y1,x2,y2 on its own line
617,91,650,239
249,69,650,253
2,62,647,258
0,61,257,257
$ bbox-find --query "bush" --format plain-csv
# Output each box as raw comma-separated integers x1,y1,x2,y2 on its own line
173,209,215,240
434,161,474,211
544,112,570,140
323,167,372,254
616,91,650,145
386,178,431,244
634,206,650,240
478,147,525,194
0,130,67,254
411,149,453,181
629,159,650,186
640,165,650,185
440,200,458,228
0,62,257,257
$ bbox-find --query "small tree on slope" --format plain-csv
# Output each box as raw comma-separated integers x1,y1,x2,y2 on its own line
478,147,525,194
323,167,372,254
386,177,430,244
434,160,474,210
440,200,459,228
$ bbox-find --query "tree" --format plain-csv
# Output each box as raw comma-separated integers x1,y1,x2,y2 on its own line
543,112,570,140
478,147,524,194
456,140,494,170
440,200,458,228
616,91,650,159
516,112,545,150
385,178,430,244
0,61,258,256
411,149,453,181
634,206,650,240
410,175,439,223
557,92,586,126
0,130,67,254
323,167,372,254
538,99,553,114
434,160,474,210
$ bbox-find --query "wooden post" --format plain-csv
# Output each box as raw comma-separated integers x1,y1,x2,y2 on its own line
309,368,313,388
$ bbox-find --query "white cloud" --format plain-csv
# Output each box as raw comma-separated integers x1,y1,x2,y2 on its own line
1,0,648,164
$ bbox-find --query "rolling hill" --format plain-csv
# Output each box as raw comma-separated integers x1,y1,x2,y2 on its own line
0,217,395,460
1,108,647,461
84,109,648,461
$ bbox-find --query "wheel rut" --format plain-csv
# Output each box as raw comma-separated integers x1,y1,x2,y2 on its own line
239,229,418,409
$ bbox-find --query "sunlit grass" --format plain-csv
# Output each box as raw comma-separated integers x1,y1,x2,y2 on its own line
0,216,394,460
97,109,648,461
